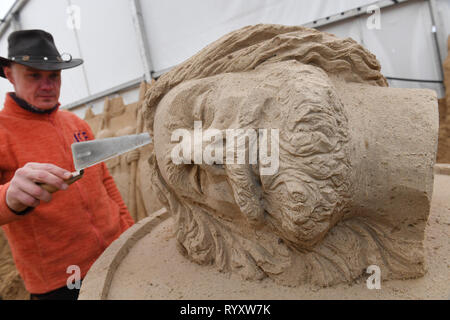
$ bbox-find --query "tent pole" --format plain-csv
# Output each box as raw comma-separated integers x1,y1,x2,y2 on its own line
428,0,446,81
0,0,29,37
129,0,153,82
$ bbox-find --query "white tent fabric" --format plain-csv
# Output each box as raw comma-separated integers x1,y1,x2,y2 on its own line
436,0,450,60
0,25,13,102
320,0,446,97
140,0,376,72
0,0,143,107
0,0,448,110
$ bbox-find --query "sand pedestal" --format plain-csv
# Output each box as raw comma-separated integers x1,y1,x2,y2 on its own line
79,172,450,300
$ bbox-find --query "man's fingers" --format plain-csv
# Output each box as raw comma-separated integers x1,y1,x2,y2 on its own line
8,186,40,208
6,163,71,213
23,169,69,191
24,163,72,180
17,179,53,203
17,190,41,208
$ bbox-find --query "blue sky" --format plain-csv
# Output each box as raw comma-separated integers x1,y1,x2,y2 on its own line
0,0,15,20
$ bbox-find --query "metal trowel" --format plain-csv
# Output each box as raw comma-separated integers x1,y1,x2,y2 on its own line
38,133,152,193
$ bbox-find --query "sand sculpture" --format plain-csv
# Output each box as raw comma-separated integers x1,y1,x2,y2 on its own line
437,35,450,163
142,24,438,287
0,229,28,300
84,82,163,222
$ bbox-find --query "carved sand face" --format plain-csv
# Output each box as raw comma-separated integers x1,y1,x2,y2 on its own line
144,25,434,287
154,60,350,249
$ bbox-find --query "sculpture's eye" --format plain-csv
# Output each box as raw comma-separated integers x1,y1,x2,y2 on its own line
187,162,228,195
201,162,226,177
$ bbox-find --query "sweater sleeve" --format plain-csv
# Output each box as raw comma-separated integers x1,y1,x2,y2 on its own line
101,163,135,228
0,181,24,226
0,130,23,226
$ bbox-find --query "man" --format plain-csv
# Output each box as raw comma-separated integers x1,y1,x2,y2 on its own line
0,29,134,300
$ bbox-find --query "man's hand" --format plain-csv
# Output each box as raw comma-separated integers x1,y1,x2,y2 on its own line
6,163,72,213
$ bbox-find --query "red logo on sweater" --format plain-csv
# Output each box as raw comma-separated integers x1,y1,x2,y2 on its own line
73,131,89,142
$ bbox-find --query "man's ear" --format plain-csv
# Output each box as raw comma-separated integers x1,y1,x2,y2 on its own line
3,65,15,85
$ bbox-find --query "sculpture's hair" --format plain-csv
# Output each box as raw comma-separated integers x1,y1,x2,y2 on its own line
144,24,387,130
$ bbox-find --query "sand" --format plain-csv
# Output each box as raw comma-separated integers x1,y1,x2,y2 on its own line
0,229,28,300
437,36,450,163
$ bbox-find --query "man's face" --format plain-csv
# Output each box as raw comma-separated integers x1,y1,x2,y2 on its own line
3,63,61,109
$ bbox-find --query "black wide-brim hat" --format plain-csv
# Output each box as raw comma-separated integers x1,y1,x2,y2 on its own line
0,29,83,78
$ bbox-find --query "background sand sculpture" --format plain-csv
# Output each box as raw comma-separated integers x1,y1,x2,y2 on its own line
0,229,28,300
437,36,450,163
84,82,163,222
143,24,438,287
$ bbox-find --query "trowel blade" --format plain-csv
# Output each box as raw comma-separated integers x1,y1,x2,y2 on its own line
72,133,152,172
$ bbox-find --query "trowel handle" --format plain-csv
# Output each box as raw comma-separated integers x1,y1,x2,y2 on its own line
37,170,85,194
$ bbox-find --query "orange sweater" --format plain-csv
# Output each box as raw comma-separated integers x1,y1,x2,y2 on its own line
0,93,134,294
